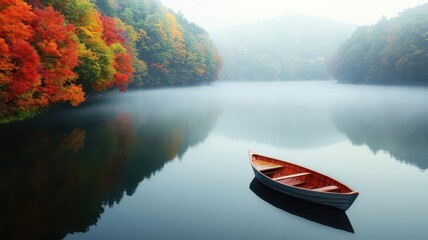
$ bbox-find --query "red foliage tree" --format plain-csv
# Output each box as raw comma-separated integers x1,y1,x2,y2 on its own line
0,0,40,114
0,0,36,42
22,0,44,8
101,15,134,92
32,6,84,106
111,52,133,92
101,15,125,46
1,1,85,119
9,40,41,97
0,38,13,86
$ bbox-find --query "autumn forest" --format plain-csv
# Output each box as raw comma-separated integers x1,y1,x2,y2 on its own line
0,0,222,122
3,0,428,124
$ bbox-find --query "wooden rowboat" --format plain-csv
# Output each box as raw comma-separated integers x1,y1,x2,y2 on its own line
249,151,359,211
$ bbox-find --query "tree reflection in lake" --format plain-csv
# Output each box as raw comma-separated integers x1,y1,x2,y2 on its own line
333,94,428,170
1,83,428,240
0,92,220,239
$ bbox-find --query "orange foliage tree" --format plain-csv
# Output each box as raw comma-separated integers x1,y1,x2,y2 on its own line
0,1,84,120
32,6,84,106
0,0,40,117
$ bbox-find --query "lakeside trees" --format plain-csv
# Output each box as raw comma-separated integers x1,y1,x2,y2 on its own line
0,1,84,120
0,0,222,122
329,3,428,85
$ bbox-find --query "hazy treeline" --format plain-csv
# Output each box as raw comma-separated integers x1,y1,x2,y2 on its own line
0,0,222,122
329,3,428,85
211,15,355,81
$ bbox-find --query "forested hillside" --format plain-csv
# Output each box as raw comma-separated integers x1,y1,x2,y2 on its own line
211,15,355,81
0,0,222,122
329,3,428,84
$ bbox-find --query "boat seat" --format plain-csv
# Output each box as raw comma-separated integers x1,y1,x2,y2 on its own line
258,164,283,171
272,172,311,181
253,159,270,165
313,185,339,192
278,179,306,186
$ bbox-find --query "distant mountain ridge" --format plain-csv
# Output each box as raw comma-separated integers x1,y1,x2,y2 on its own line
211,15,356,81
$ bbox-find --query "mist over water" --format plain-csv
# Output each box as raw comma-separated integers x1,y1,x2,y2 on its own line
1,81,427,239
213,81,428,165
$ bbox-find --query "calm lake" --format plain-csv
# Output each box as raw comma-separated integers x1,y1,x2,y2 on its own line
1,81,427,239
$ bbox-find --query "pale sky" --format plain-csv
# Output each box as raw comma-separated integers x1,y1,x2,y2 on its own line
160,0,428,31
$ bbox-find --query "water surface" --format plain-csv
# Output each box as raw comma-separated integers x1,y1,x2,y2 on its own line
0,82,427,239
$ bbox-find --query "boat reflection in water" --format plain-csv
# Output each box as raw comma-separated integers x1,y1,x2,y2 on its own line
249,178,354,233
